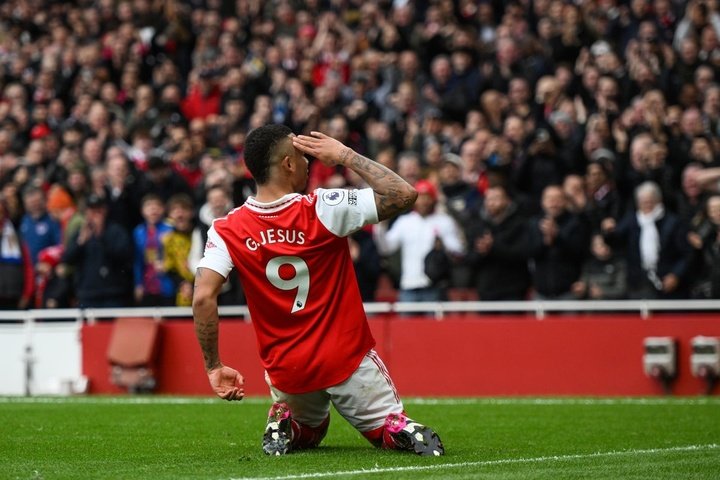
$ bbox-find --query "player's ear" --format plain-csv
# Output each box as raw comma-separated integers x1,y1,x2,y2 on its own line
283,155,294,171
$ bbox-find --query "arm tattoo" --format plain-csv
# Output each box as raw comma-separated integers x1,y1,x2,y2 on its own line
339,147,353,165
194,316,221,371
193,267,221,371
345,151,415,220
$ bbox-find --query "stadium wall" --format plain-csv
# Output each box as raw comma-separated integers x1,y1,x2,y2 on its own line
81,313,720,396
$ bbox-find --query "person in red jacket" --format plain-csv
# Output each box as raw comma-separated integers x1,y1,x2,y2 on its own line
180,69,221,120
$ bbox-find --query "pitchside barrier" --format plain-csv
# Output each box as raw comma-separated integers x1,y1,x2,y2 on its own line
1,301,719,397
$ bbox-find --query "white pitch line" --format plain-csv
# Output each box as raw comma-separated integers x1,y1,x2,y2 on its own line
230,444,720,480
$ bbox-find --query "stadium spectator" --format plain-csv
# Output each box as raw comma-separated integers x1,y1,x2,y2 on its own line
34,245,70,309
571,234,628,300
0,197,33,309
103,150,143,234
515,127,570,214
307,115,350,191
375,179,464,302
465,185,530,301
349,225,382,302
45,184,77,239
395,151,423,186
602,181,692,299
133,194,175,307
528,184,591,300
140,155,193,203
687,194,720,298
19,186,62,266
162,194,196,306
437,152,479,224
192,125,444,456
188,185,242,306
585,155,623,232
675,162,709,226
62,194,133,308
3,0,720,304
563,174,589,216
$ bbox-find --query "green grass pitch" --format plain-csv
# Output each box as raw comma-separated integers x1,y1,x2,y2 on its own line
1,396,719,479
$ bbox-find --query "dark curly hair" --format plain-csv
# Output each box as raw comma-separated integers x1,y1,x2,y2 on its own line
244,124,293,185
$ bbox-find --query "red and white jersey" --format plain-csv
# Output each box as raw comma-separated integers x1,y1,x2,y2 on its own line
198,188,378,394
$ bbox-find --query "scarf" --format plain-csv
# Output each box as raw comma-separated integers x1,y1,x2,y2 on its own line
0,219,22,264
636,204,664,273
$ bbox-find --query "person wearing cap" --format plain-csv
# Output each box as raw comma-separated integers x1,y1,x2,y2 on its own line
374,179,464,302
62,194,133,308
437,152,479,224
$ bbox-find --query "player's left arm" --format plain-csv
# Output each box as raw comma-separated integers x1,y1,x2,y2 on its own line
192,267,245,401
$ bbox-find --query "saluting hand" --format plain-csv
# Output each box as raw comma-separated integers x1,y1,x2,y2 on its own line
292,131,349,167
207,365,245,401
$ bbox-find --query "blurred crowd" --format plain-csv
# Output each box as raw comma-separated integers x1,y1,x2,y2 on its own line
2,0,720,309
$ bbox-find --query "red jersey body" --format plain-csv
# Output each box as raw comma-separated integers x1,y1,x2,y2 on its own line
199,188,379,394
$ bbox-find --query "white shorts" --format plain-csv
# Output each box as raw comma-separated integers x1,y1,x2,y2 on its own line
265,349,403,432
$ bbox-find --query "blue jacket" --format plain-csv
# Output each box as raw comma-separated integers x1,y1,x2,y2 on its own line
20,213,61,265
133,221,176,297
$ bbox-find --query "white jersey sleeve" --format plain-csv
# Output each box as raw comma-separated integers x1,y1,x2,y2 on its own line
196,225,234,278
315,188,378,237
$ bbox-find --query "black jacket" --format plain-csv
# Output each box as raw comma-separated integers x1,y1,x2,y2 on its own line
466,203,531,300
528,211,590,297
63,222,133,305
604,210,692,298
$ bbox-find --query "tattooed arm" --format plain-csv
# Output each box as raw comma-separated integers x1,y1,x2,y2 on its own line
192,267,245,400
292,131,417,220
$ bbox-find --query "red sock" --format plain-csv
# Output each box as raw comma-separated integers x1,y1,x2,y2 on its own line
362,425,384,448
361,412,408,450
290,415,330,449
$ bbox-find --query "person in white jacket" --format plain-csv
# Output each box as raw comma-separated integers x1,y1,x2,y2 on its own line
375,179,464,302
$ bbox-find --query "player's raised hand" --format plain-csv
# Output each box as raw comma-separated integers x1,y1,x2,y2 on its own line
207,365,245,401
292,131,350,167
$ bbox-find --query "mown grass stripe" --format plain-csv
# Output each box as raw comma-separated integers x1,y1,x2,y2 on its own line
2,396,720,406
230,444,720,480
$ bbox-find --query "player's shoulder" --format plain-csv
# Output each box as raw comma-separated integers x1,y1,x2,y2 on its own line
211,205,245,231
314,188,348,208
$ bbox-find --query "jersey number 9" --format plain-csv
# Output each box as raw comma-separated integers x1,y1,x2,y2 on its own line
266,256,310,313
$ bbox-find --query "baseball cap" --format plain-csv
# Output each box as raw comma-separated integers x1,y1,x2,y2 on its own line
415,179,438,200
38,245,64,268
590,41,612,57
442,153,462,168
590,148,616,164
30,124,51,140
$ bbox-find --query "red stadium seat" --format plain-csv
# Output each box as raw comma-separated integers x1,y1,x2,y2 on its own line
107,317,161,393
